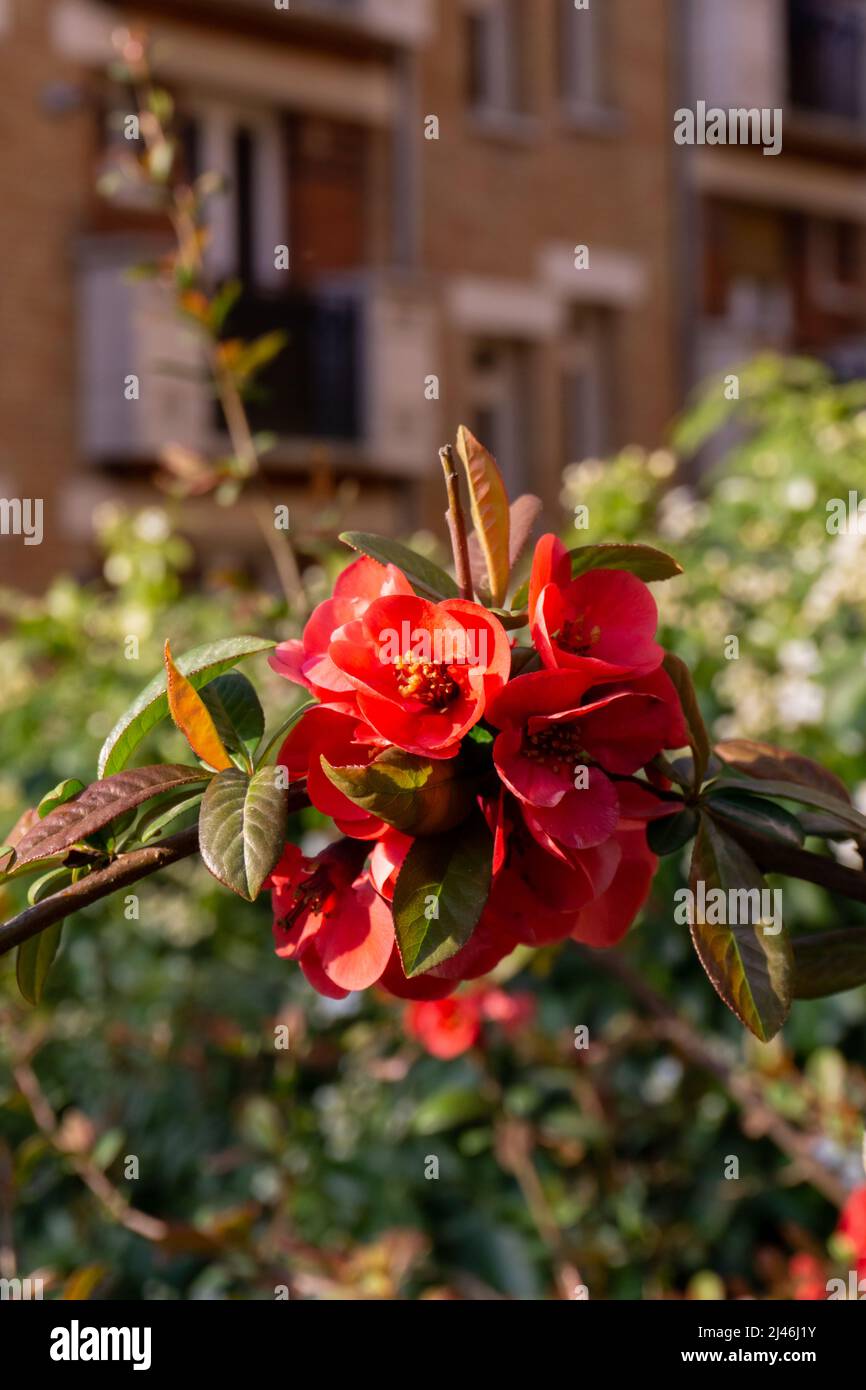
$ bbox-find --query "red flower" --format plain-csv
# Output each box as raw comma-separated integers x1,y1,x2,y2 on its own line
277,705,386,840
329,594,510,757
528,534,663,680
570,827,658,947
405,987,536,1058
487,669,674,851
485,812,621,945
837,1186,866,1279
270,841,394,995
479,987,536,1032
269,555,414,707
405,995,483,1059
788,1253,827,1301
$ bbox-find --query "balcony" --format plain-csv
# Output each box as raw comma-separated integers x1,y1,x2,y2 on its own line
221,0,434,47
75,239,439,477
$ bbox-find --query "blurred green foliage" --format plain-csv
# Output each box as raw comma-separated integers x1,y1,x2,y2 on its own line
1,358,866,1300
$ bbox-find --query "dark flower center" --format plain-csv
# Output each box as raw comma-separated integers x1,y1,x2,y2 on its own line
523,723,586,776
556,615,601,656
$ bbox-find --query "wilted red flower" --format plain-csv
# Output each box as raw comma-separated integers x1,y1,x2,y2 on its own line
487,669,674,851
270,841,394,996
277,705,386,840
269,555,414,708
528,534,663,680
328,594,510,757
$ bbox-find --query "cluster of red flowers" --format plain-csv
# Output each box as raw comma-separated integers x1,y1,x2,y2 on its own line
268,535,687,1001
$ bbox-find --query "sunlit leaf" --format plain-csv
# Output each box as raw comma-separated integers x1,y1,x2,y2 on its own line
456,426,511,607
322,748,477,836
198,767,288,901
98,636,275,778
393,811,493,977
164,640,234,771
339,532,458,601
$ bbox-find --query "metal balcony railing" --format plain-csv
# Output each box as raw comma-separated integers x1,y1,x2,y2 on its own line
220,290,360,442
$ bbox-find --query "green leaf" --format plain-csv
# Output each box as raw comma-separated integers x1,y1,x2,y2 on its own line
17,868,71,1004
706,790,806,847
13,766,209,871
199,673,265,762
339,532,459,601
37,780,85,819
198,767,288,901
321,747,477,836
569,542,683,583
687,817,792,1042
646,808,698,856
714,739,851,805
135,789,205,844
98,636,276,778
663,652,710,790
791,929,866,1000
711,775,866,837
457,426,511,606
392,811,493,977
412,1087,492,1135
17,922,64,1006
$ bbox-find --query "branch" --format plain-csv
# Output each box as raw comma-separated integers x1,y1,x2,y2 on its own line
0,784,311,960
11,1055,169,1243
712,812,866,905
575,944,849,1207
0,827,200,960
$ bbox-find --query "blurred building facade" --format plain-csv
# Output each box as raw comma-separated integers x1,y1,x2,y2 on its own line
2,0,865,589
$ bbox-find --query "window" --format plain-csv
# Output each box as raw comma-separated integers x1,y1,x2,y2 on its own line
192,101,287,291
465,0,527,116
788,0,866,123
468,339,530,495
559,0,610,113
560,311,613,464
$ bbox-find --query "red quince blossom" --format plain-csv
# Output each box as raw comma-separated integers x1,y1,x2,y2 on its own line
277,705,387,839
269,555,414,708
486,669,675,851
405,994,483,1059
270,841,393,996
405,987,536,1059
328,593,510,757
528,534,663,679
